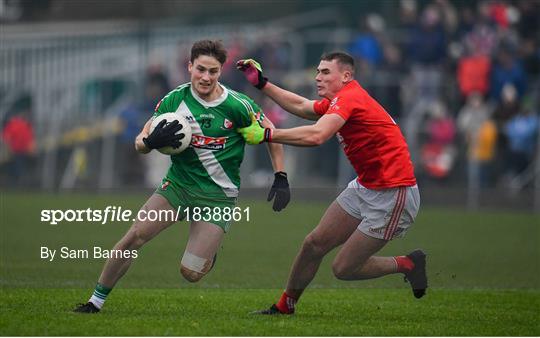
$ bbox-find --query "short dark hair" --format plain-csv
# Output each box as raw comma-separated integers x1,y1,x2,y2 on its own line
321,52,355,73
190,40,227,65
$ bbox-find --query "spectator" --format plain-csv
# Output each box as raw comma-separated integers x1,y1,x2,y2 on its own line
457,93,497,188
490,47,527,101
492,83,521,127
457,92,492,140
407,5,447,66
456,51,491,98
462,1,498,57
503,101,539,177
469,118,498,188
1,101,36,187
455,6,475,40
519,38,540,80
398,0,418,52
421,102,457,179
399,0,418,31
488,1,511,29
492,83,521,184
426,102,456,146
407,5,447,102
433,0,459,35
516,0,540,41
348,14,385,68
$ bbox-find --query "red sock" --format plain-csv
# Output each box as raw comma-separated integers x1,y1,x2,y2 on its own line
394,256,415,273
275,291,296,314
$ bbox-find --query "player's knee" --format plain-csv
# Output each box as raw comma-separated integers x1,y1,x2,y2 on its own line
302,233,328,258
131,227,152,249
115,228,147,251
179,252,212,283
180,265,206,283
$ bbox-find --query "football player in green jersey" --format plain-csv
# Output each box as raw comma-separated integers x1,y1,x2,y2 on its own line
74,40,289,313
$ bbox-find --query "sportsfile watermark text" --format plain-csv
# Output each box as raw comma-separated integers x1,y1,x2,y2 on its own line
40,206,251,225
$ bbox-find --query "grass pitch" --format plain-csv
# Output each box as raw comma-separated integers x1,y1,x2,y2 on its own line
1,192,539,335
2,289,538,336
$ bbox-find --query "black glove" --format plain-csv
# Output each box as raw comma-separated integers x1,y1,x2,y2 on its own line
143,119,185,150
267,171,290,212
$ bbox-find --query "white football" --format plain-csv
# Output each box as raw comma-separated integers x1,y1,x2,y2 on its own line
149,112,192,155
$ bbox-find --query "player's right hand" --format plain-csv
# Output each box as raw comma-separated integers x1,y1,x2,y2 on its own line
237,114,272,144
236,59,268,89
143,119,185,150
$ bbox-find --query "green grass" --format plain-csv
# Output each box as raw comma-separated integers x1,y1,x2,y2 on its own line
1,289,539,336
1,192,539,335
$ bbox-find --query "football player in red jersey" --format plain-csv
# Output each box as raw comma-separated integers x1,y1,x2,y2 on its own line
237,53,427,315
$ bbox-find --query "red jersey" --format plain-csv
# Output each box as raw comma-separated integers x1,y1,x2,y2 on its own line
313,80,416,189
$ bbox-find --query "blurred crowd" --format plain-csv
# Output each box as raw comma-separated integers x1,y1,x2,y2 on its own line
369,0,540,191
222,0,540,190
1,0,538,192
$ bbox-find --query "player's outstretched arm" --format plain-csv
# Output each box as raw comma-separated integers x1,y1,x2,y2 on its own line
238,113,345,147
262,82,319,121
271,114,345,146
261,117,290,211
237,59,319,121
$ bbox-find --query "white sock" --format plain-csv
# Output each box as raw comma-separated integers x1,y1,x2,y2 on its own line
89,294,105,309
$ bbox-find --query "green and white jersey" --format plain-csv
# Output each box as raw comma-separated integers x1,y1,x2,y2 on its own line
153,82,264,199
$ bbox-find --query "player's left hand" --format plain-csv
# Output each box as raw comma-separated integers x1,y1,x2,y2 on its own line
237,114,272,144
268,171,290,212
236,59,268,89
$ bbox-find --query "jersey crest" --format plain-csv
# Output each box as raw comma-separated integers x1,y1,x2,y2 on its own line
330,97,340,111
223,118,234,130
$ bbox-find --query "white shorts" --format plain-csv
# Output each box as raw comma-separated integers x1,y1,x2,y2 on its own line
336,179,420,240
